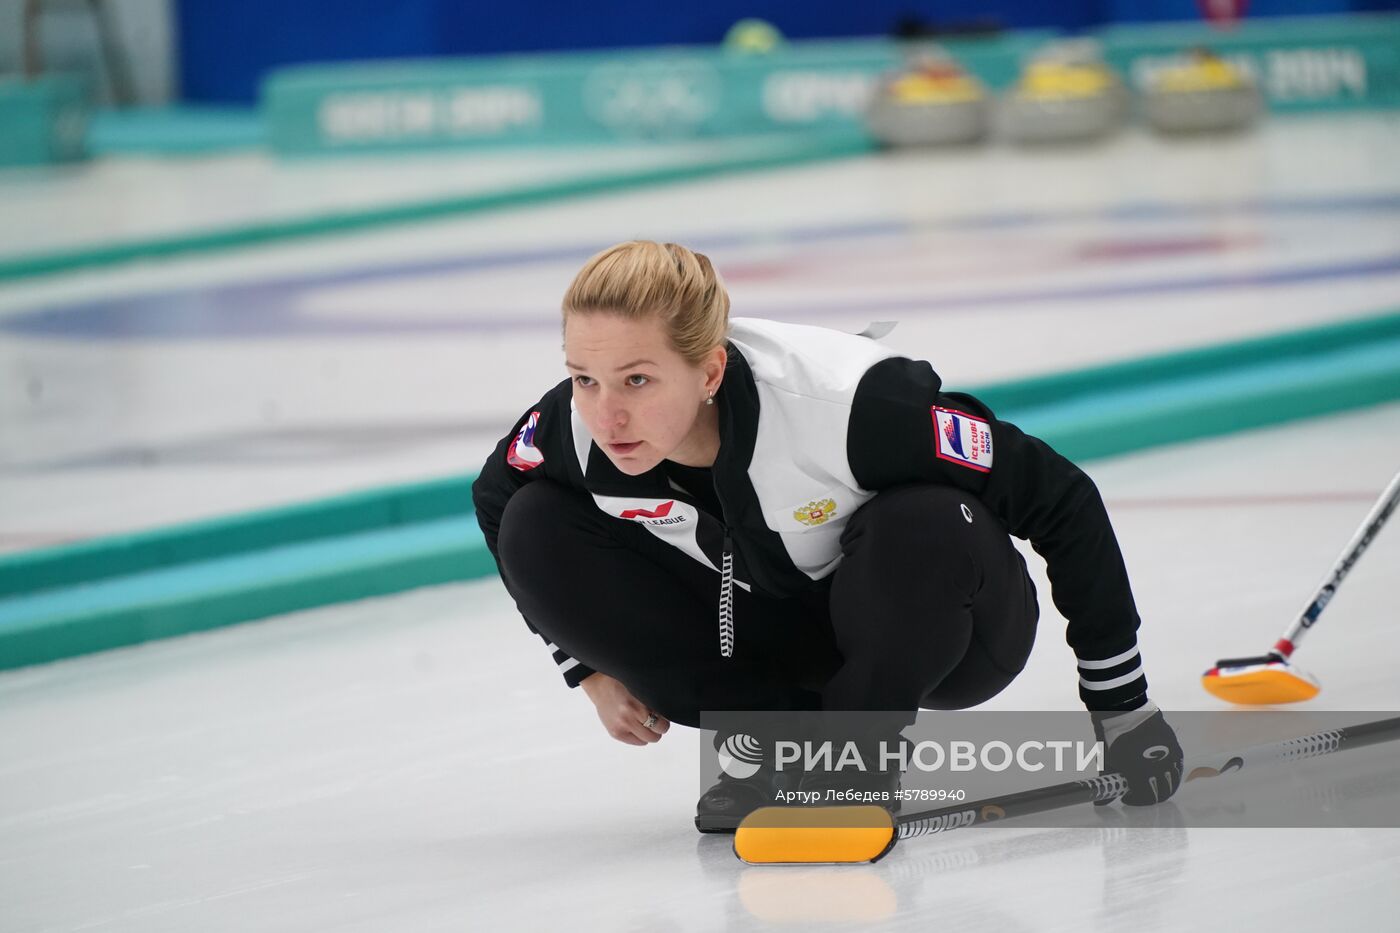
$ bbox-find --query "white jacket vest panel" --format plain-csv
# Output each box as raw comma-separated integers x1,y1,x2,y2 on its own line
727,317,900,580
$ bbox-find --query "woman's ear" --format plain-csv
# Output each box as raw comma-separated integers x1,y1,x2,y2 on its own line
703,345,728,396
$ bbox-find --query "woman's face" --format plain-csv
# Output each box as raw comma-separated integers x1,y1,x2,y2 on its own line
564,311,722,475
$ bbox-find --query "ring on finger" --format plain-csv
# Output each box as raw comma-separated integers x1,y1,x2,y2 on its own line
642,713,658,730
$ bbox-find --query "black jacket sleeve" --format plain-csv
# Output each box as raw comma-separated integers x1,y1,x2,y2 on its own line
472,410,535,568
848,357,1148,711
471,382,597,688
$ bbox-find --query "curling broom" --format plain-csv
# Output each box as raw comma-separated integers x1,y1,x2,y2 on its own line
1201,468,1400,705
734,714,1400,864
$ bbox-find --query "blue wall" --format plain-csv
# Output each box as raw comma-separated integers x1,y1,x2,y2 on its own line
176,0,1400,103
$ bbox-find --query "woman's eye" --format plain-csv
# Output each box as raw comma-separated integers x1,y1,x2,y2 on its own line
626,374,649,387
574,375,594,388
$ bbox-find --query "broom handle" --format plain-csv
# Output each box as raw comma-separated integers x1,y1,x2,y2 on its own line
895,714,1400,839
1271,468,1400,660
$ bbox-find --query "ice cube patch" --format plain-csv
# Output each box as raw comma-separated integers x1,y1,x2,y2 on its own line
932,406,993,473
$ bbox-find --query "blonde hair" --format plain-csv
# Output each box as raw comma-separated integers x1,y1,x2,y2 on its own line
562,241,730,364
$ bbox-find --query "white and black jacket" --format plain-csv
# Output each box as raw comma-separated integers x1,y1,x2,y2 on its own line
473,318,1150,711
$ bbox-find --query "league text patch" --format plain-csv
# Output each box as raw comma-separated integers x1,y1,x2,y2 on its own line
603,496,695,528
507,411,544,471
932,406,993,473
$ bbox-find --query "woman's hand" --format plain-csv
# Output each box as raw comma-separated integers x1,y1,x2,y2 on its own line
580,672,670,745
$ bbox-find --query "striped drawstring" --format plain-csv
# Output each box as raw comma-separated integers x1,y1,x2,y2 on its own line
718,537,734,658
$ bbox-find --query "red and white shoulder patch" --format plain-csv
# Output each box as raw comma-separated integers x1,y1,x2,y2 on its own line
506,411,544,471
931,406,993,473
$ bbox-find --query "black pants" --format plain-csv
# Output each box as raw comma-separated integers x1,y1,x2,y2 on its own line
496,482,1039,727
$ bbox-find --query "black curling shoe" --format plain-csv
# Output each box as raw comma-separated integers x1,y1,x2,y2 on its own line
695,766,799,834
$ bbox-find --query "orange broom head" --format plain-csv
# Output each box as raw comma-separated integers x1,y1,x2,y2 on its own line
1201,659,1321,705
734,805,898,864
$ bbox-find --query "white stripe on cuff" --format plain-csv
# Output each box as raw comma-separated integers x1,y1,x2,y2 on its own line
1079,666,1144,691
559,657,580,673
1077,646,1140,670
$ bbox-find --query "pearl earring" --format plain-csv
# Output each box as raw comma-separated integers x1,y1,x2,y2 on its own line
705,393,715,406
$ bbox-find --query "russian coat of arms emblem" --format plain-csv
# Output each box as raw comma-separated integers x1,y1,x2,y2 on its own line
794,498,837,526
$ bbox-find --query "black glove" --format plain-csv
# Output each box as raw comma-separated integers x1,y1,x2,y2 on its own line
1091,701,1183,806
